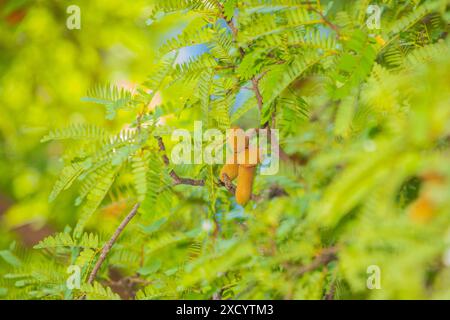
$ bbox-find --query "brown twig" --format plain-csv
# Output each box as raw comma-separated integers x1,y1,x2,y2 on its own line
170,172,206,186
156,136,205,187
294,247,338,277
324,279,336,300
88,203,141,284
220,173,237,194
308,7,340,36
218,1,270,130
251,76,264,113
217,0,245,58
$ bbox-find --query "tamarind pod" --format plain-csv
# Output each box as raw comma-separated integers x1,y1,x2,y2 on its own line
237,146,261,168
235,165,256,206
220,163,239,181
221,151,239,181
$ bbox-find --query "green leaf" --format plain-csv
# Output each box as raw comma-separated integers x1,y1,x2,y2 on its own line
140,217,168,234
81,84,133,120
0,250,22,267
138,259,162,276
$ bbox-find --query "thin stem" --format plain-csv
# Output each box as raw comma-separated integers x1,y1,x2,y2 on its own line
88,203,141,284
220,173,237,194
324,282,336,300
251,77,264,113
308,7,340,36
294,247,338,277
156,136,205,186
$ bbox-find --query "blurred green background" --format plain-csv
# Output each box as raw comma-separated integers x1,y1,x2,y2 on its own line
0,0,179,248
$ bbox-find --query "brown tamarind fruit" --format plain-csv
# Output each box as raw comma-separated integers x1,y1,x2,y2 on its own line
235,147,261,205
235,165,256,206
221,128,262,205
220,163,239,181
220,150,239,182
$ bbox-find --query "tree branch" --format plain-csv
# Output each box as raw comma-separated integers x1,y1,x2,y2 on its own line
156,136,205,187
88,203,141,284
308,7,340,36
324,279,336,300
251,76,264,113
294,247,338,277
220,173,237,194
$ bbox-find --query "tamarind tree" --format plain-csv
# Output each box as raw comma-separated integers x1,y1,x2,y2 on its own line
1,0,450,300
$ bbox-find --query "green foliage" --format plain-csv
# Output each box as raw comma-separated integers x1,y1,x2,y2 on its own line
81,282,121,300
1,0,450,300
81,84,134,120
41,124,109,143
34,232,100,250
